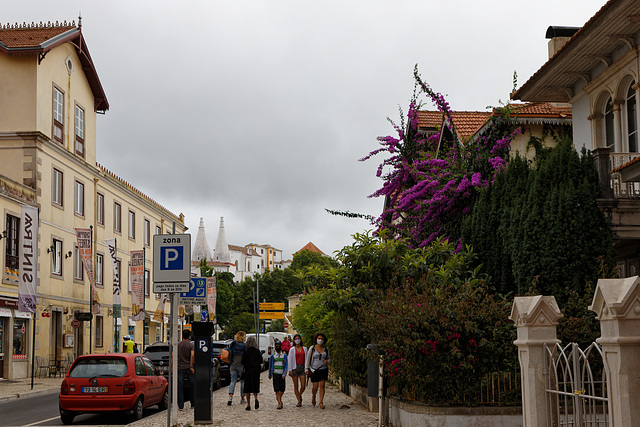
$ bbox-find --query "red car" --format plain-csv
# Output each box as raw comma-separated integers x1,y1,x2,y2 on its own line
59,353,168,425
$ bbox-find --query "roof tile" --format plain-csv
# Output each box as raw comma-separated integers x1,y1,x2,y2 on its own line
0,21,75,48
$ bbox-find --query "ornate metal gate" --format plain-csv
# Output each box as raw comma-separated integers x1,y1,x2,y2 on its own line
544,342,610,426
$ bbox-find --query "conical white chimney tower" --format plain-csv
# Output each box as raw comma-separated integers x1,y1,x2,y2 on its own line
192,218,212,261
214,217,230,263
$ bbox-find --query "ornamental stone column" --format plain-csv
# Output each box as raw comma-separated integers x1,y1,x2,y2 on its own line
589,276,640,427
510,296,563,427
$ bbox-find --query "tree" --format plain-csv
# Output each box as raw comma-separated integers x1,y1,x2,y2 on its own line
290,250,339,271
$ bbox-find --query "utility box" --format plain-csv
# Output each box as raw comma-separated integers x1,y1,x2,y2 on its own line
192,321,214,424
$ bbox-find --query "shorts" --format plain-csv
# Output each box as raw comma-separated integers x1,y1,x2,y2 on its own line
311,368,328,383
291,365,305,377
272,375,286,392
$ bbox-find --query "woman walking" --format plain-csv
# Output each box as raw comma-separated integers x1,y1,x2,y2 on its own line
288,333,307,407
241,335,263,410
306,332,330,409
227,331,246,406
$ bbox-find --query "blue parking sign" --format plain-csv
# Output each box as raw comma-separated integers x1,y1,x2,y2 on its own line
160,246,183,270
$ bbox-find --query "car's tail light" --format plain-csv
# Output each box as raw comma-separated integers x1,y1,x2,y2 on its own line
60,380,69,395
268,346,272,355
123,379,135,395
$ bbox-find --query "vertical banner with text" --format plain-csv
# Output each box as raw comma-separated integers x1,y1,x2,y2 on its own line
153,293,167,323
106,239,121,319
207,276,217,323
18,205,38,313
130,250,145,321
76,228,100,314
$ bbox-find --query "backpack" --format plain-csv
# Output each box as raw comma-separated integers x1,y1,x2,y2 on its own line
220,347,230,363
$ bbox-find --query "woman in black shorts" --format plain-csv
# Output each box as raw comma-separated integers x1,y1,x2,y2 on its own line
305,332,330,409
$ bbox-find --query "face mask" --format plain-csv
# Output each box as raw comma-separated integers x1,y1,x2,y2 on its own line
294,339,301,345
275,347,282,352
317,339,324,345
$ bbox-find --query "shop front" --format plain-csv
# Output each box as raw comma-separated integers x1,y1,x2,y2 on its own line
0,297,32,379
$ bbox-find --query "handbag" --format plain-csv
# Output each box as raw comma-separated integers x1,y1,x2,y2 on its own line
220,348,230,363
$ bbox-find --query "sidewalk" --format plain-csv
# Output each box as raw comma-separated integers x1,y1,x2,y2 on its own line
0,376,61,401
131,370,379,427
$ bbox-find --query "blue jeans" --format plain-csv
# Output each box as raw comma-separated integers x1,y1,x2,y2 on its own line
177,368,194,409
228,365,244,396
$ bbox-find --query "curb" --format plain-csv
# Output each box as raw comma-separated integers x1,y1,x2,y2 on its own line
0,387,59,402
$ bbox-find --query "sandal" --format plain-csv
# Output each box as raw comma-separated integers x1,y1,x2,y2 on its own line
320,403,325,409
277,403,283,410
296,401,302,407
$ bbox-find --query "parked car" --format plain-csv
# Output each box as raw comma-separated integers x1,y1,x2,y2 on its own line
211,339,233,385
143,341,221,391
58,353,168,425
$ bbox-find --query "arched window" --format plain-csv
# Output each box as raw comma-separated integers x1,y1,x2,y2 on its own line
605,96,615,151
247,261,251,271
627,83,637,152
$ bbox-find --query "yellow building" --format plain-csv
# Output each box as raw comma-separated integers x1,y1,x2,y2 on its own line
0,20,187,379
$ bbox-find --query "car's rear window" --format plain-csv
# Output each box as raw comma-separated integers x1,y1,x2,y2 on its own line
144,346,169,353
69,358,127,378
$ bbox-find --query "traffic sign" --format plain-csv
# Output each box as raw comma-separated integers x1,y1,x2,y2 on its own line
153,234,191,283
71,319,81,328
283,322,288,328
180,278,207,305
259,302,285,311
259,311,285,320
153,282,189,293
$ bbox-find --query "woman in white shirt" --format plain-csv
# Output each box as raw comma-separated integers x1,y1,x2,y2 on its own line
288,333,307,407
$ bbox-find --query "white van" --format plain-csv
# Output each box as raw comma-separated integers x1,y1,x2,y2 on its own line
249,333,275,370
267,332,289,343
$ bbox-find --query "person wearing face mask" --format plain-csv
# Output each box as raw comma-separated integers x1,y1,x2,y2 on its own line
268,341,288,409
305,332,330,409
287,334,307,407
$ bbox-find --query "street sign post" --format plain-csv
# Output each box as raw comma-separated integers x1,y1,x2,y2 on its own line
180,278,207,305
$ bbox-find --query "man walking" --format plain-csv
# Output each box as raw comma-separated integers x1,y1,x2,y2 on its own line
177,330,194,410
123,335,134,353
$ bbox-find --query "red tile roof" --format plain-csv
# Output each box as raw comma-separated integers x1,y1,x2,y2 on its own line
0,21,75,48
417,110,492,142
505,102,572,118
295,242,325,255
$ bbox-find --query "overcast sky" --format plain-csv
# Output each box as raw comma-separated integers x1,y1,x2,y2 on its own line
7,1,605,260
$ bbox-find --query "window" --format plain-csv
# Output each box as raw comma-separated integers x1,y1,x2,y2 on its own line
116,259,123,290
155,225,161,235
74,181,84,216
144,219,150,246
95,315,103,347
605,97,615,151
627,84,638,153
52,239,62,276
97,193,104,225
5,214,19,278
145,269,150,297
96,253,104,287
75,105,85,157
73,245,83,281
128,210,135,239
13,319,27,357
114,202,121,233
53,87,64,142
52,168,63,206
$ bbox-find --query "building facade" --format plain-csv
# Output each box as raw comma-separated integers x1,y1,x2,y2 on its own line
0,20,187,379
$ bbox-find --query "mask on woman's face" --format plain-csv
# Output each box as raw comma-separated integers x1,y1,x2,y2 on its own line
275,346,282,352
317,339,324,345
294,339,301,345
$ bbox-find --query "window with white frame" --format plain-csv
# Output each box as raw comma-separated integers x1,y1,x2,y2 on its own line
73,245,83,281
96,253,104,287
114,202,121,233
5,214,19,277
52,239,62,276
627,84,638,153
75,104,85,157
145,269,150,297
128,210,135,239
74,180,84,216
97,193,104,225
144,219,150,246
95,315,103,347
156,225,161,235
53,87,64,142
52,168,63,206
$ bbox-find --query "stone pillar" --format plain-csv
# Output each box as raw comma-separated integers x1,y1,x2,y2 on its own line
589,276,640,427
612,100,624,154
510,296,563,427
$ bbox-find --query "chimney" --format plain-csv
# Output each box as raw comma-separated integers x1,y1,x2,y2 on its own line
545,26,580,59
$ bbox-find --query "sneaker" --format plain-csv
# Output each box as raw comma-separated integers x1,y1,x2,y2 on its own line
227,400,232,406
245,405,251,411
255,400,259,410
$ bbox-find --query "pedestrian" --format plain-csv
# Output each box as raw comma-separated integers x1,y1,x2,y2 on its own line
133,343,139,353
241,335,263,411
306,332,330,409
123,335,134,353
281,335,291,353
288,333,307,407
268,340,288,409
227,331,246,406
177,329,194,411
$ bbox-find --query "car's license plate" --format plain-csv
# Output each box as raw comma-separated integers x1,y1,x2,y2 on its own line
82,386,108,393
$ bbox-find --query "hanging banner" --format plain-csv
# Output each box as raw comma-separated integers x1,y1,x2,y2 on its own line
130,250,145,321
18,205,38,313
207,276,217,323
106,238,121,319
76,228,100,314
153,293,167,323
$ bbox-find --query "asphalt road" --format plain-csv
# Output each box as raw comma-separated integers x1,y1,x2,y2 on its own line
0,391,165,426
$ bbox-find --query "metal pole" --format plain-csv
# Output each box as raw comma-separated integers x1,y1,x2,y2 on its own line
256,279,260,339
113,237,119,353
379,354,384,427
89,225,93,355
168,221,177,427
142,246,146,353
30,315,36,390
